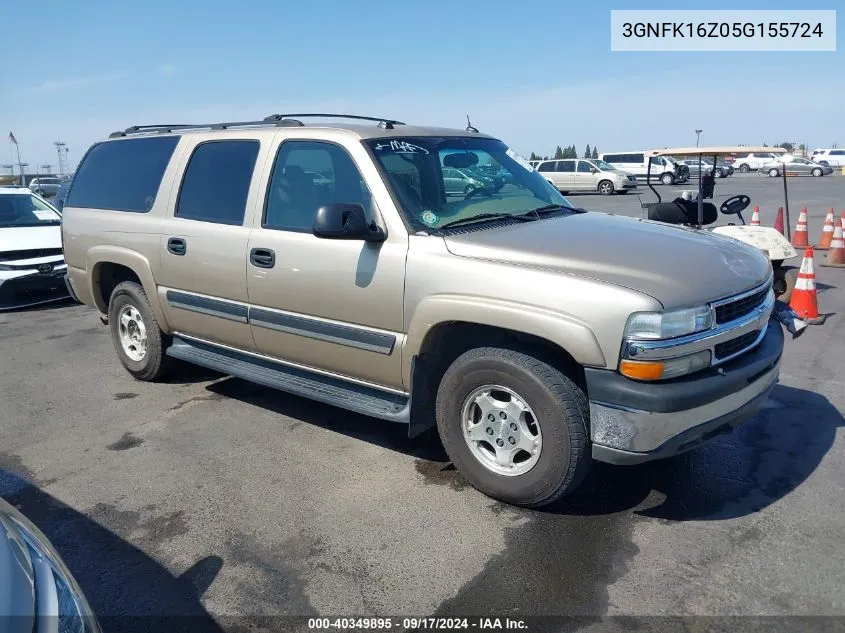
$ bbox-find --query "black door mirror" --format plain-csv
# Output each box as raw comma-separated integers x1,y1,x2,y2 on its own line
312,203,386,242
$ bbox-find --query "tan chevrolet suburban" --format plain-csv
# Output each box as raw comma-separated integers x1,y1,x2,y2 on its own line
61,114,783,507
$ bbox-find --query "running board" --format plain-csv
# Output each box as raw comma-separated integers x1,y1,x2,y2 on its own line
166,337,411,423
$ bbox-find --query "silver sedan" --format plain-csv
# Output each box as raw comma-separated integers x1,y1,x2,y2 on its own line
760,158,834,177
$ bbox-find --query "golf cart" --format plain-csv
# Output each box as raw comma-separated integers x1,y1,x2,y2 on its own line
641,146,799,301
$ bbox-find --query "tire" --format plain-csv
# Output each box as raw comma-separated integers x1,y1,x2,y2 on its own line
768,168,780,178
598,180,614,195
739,163,751,173
714,169,724,178
108,281,174,381
774,266,798,303
661,173,674,186
435,346,590,508
812,168,823,177
464,185,474,195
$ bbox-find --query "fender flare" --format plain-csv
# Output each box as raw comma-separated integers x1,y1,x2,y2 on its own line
85,246,170,331
403,294,606,385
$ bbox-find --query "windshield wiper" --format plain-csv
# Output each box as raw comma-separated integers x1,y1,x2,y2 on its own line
513,203,582,219
439,212,534,230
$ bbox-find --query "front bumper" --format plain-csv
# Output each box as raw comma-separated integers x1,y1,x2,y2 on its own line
586,319,783,465
0,268,70,310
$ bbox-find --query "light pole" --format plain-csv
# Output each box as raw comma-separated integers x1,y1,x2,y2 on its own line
695,129,703,147
41,164,52,175
1,164,14,181
19,162,29,186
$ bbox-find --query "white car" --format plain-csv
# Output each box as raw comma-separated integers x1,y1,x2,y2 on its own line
730,152,782,173
0,187,70,310
810,148,845,168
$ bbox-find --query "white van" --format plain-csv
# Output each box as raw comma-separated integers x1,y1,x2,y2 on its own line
599,151,690,185
536,158,638,195
810,149,845,167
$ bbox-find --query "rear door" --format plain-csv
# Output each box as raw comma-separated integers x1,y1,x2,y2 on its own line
155,135,268,351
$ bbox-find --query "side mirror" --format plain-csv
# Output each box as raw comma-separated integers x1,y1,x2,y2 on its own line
590,168,598,173
313,203,386,242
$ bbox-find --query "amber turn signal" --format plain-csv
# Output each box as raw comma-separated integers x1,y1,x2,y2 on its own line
619,359,664,381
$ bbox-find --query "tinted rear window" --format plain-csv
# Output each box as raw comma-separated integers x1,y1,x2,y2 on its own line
66,136,180,212
175,140,259,225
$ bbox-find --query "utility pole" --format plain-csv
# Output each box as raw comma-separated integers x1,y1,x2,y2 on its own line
54,141,68,176
695,129,703,147
41,164,52,175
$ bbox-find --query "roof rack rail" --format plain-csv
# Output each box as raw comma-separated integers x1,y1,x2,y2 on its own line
263,113,405,129
108,117,306,138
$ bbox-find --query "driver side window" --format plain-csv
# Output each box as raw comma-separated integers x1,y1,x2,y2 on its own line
264,140,371,232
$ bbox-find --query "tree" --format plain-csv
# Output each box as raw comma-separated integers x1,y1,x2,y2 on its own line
591,146,598,159
584,144,591,158
529,152,539,161
554,145,564,159
777,142,794,153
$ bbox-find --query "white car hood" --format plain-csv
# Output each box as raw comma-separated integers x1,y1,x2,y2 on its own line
0,225,62,253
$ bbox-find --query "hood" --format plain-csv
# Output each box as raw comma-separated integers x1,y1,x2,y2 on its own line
0,225,62,252
443,213,771,309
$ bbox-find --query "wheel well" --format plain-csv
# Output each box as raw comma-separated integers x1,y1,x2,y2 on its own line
415,322,586,393
94,262,141,311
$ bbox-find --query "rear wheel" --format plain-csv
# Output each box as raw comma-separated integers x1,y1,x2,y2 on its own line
598,180,614,195
435,346,590,508
714,168,724,178
739,163,751,173
768,168,780,178
812,167,823,177
661,173,675,186
108,281,174,381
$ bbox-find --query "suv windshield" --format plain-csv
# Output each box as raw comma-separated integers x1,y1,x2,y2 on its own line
0,193,61,227
365,137,573,231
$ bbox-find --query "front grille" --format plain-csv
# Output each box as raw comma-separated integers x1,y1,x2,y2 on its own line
0,248,63,263
715,331,760,360
714,287,769,324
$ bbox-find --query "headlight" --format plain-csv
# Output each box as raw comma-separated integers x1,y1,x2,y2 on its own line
620,350,712,381
624,306,714,340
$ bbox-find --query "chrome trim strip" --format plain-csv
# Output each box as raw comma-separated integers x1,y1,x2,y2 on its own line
710,275,774,308
249,307,396,356
170,331,409,396
165,290,248,323
625,290,775,362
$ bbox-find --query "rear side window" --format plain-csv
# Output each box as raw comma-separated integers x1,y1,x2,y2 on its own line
176,140,259,225
602,154,621,163
557,161,575,172
66,136,179,212
831,150,845,156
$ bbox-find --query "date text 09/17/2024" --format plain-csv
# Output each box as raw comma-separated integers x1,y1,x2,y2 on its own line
307,617,528,630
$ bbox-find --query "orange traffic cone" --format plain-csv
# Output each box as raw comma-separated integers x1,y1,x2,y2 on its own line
791,207,810,247
817,208,836,250
821,224,845,268
789,247,824,324
773,206,784,234
750,206,761,225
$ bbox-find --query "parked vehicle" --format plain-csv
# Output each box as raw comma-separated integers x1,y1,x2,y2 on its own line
809,148,845,168
54,180,72,211
442,167,488,195
27,176,62,198
599,151,690,185
0,187,70,310
760,157,833,177
0,496,101,631
62,114,782,508
731,152,781,173
680,159,733,178
537,158,638,195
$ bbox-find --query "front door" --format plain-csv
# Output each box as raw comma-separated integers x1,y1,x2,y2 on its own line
245,138,407,390
573,160,597,191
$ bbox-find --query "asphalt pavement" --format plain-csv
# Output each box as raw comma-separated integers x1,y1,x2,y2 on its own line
1,174,845,632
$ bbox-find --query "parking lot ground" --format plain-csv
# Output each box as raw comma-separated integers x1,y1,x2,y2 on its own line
2,181,845,631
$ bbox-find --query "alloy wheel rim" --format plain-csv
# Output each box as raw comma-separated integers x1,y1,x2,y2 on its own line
117,304,148,362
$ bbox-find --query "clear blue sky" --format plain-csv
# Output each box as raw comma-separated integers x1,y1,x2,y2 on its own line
0,0,840,172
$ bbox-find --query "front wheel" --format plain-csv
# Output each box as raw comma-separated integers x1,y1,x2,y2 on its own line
714,169,724,178
768,168,780,178
773,266,798,303
661,173,675,186
739,163,751,173
435,347,590,508
108,281,174,381
598,180,614,195
812,168,823,177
